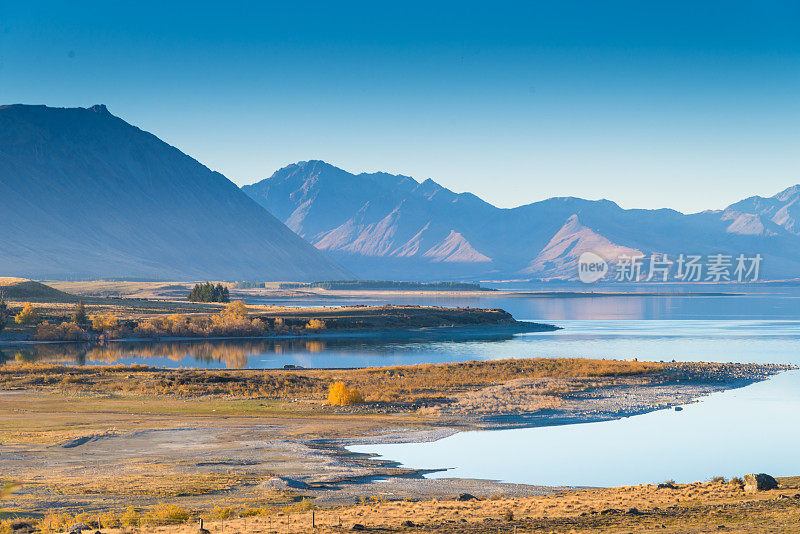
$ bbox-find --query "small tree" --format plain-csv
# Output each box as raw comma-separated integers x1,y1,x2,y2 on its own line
0,291,8,333
72,300,88,325
216,283,230,303
14,302,41,325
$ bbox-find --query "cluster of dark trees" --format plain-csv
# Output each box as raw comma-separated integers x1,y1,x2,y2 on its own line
279,280,488,291
188,282,230,303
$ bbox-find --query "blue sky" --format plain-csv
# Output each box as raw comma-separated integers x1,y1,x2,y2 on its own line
1,1,798,212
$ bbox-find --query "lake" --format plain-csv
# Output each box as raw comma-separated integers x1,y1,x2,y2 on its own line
3,289,798,486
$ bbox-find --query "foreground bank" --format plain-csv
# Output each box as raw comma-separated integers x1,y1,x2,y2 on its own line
10,476,796,533
0,358,792,522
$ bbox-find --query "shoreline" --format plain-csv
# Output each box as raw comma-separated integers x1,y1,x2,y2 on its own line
239,287,746,300
0,321,558,350
40,279,753,301
0,359,793,512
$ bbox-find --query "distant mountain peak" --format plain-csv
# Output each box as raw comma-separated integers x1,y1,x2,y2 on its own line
297,159,334,169
521,214,643,277
723,184,800,237
87,104,110,115
775,184,800,202
422,230,491,263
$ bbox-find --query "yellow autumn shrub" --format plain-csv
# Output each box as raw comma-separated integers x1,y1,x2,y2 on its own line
221,301,248,320
34,322,88,341
91,314,119,332
327,381,364,406
305,319,326,330
14,302,41,325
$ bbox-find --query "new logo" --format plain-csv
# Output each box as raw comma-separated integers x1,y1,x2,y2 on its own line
578,252,608,283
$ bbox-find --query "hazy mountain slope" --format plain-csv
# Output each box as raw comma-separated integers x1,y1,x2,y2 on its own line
521,214,643,277
243,160,498,276
508,197,800,279
0,105,350,281
244,161,800,280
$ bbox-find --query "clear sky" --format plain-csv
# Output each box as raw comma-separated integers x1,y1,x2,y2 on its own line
1,1,798,213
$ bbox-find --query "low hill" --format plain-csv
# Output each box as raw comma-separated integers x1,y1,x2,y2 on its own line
0,278,78,302
0,105,351,281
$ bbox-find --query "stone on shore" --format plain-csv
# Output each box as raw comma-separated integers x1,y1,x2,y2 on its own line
743,473,778,492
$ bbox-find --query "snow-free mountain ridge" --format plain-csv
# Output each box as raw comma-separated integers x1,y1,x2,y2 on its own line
244,160,800,280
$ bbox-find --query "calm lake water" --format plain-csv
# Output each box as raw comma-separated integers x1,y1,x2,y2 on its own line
350,370,800,486
3,289,798,486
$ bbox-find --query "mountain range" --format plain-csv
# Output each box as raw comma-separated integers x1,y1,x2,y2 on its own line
2,104,797,283
243,160,800,281
0,105,350,281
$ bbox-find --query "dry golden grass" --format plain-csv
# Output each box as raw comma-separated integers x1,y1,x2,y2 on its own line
319,358,663,404
42,280,194,300
0,358,662,405
0,279,77,303
304,478,800,533
3,477,800,533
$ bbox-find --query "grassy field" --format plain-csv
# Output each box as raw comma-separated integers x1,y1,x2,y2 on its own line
3,477,799,533
0,358,662,404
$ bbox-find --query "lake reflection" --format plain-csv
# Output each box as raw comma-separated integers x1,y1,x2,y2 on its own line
0,329,523,368
3,317,799,368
